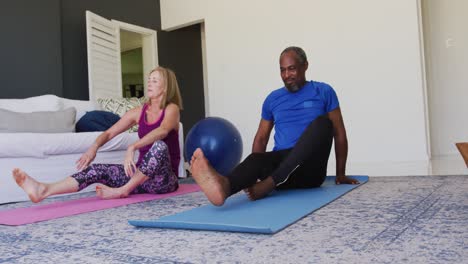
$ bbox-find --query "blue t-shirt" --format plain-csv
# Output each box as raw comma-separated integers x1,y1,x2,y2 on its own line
261,80,339,150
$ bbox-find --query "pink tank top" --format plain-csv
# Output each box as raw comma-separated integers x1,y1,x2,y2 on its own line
136,103,180,176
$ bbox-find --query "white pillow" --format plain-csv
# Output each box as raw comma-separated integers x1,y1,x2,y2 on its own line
61,98,98,122
97,97,145,132
0,94,63,113
97,97,145,116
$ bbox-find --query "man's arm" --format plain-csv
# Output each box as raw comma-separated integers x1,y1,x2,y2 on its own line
252,119,274,153
327,107,359,184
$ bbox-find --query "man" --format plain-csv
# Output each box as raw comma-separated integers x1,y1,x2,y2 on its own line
190,46,359,206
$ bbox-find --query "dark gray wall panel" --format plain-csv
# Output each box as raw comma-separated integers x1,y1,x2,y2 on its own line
158,24,205,137
0,0,62,98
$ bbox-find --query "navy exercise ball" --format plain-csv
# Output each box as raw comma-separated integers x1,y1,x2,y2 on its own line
185,117,243,175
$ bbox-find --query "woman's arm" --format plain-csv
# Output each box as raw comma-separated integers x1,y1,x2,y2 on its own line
123,104,180,176
131,104,180,151
76,107,140,171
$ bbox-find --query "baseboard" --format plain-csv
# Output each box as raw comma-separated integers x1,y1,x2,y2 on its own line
328,157,467,176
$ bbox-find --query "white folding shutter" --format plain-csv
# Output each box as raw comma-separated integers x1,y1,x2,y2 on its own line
86,11,122,101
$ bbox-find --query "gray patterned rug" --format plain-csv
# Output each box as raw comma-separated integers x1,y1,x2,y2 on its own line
0,176,467,263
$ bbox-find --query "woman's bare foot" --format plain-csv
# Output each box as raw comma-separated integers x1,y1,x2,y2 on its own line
245,177,275,201
12,168,47,203
96,185,129,199
190,148,230,206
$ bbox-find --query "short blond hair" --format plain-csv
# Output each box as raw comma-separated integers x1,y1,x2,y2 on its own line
148,66,184,110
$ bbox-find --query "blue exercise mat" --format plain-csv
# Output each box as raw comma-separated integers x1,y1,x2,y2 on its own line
129,175,368,234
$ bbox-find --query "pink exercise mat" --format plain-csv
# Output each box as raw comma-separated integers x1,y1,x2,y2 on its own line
0,184,200,226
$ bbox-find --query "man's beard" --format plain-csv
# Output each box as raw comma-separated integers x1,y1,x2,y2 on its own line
285,84,301,93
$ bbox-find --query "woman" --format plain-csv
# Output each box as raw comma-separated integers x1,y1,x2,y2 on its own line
13,66,183,202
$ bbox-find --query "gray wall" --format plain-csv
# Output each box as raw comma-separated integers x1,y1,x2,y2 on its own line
0,0,63,98
0,0,205,137
159,24,205,137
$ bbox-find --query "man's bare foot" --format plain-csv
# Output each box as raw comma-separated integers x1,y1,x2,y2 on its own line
190,148,230,206
96,185,129,199
456,142,468,167
12,168,47,203
245,177,275,201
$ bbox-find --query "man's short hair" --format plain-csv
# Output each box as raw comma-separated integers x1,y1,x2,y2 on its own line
281,46,308,65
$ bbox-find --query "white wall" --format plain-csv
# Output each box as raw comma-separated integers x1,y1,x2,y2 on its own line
161,0,429,173
423,0,468,158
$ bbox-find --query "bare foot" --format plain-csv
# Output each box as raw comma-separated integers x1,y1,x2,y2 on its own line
12,168,47,203
95,185,129,199
245,177,275,201
456,142,468,167
190,148,230,206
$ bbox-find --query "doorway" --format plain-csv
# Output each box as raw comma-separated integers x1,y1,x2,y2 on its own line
421,0,468,173
120,30,144,98
158,23,205,137
85,11,158,101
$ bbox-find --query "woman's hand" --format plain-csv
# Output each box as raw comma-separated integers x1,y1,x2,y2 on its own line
76,146,97,171
124,146,137,177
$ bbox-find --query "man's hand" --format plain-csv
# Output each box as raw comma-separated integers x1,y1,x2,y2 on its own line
335,175,360,185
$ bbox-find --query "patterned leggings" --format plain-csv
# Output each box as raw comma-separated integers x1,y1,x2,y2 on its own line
71,141,178,194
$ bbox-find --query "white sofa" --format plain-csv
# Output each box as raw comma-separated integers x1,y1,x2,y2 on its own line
0,95,185,204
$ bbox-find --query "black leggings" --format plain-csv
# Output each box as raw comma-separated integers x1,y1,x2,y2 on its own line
227,115,333,195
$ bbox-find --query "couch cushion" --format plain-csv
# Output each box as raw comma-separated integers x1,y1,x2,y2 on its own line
97,97,145,132
76,110,120,132
0,131,138,158
0,107,76,133
61,98,97,123
42,131,138,156
0,94,63,113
